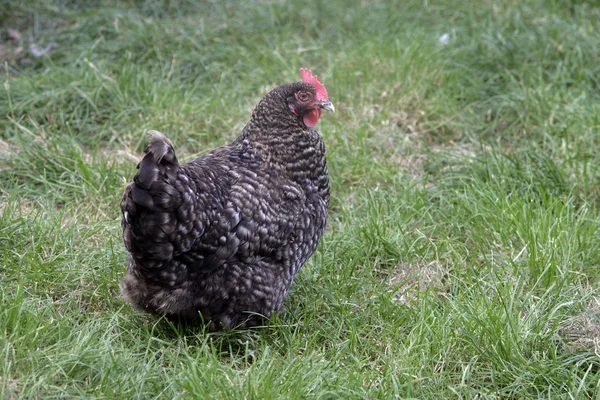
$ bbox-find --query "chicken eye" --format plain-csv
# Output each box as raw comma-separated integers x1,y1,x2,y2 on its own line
297,92,310,102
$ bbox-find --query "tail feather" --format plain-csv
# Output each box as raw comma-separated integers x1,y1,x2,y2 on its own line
129,130,181,210
147,130,177,163
121,130,182,260
135,130,179,190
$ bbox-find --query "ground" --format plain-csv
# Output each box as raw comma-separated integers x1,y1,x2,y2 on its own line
1,0,599,398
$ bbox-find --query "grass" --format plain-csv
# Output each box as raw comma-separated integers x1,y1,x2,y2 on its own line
1,0,600,398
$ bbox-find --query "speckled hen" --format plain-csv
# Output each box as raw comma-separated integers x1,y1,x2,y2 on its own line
120,69,334,329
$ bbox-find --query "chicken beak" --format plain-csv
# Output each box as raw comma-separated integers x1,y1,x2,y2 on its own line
318,100,335,112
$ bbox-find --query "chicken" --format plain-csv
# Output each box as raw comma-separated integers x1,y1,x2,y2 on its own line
120,69,334,329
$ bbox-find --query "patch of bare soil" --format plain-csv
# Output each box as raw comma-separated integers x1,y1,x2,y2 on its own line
388,260,448,305
0,138,12,156
559,296,600,354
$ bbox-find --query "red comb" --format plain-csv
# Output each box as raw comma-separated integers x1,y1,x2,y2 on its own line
300,68,328,100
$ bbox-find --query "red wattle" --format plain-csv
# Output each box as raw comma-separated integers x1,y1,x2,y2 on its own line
303,109,322,128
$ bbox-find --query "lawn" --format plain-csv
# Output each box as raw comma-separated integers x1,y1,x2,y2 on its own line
1,0,599,398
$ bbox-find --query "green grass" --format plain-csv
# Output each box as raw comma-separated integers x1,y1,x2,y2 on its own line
2,0,600,398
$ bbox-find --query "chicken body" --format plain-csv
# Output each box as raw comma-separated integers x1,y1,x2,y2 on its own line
120,79,332,329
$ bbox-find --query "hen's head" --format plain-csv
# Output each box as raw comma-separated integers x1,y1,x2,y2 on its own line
286,68,334,128
248,69,334,134
252,69,333,128
286,68,335,128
